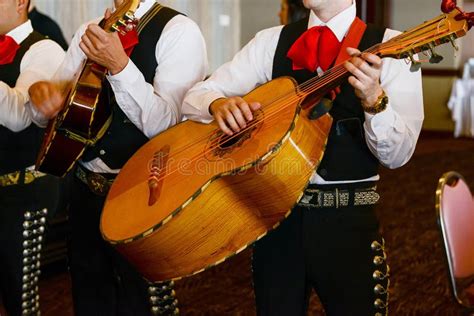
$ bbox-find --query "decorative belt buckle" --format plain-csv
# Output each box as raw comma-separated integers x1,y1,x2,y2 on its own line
0,171,20,186
87,173,110,196
24,171,43,185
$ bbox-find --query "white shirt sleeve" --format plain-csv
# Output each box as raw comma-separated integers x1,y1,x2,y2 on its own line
107,15,208,138
182,26,283,123
26,21,91,128
0,39,65,131
363,29,424,169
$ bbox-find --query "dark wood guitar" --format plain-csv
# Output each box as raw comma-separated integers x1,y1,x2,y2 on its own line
35,0,140,177
101,6,473,282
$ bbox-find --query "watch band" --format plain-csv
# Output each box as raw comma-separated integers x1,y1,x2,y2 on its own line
363,90,388,114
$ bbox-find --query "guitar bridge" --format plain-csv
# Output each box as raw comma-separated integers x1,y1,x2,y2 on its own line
148,145,170,207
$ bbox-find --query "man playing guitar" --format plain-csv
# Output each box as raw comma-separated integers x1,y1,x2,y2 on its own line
183,0,424,314
0,0,65,315
29,0,208,314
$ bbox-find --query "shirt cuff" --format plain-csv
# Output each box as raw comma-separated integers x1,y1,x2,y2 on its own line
25,101,49,128
106,59,137,88
364,103,404,141
199,91,227,123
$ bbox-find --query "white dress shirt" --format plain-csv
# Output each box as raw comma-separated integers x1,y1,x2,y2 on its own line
0,20,65,132
30,0,208,173
183,2,424,184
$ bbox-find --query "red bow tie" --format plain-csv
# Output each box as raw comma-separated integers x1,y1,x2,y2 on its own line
118,29,139,57
0,35,21,65
287,25,342,73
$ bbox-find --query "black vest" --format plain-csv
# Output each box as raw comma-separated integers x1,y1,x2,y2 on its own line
272,18,385,181
0,31,45,175
82,6,181,170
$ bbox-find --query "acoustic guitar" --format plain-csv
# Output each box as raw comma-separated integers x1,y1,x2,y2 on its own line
35,0,140,177
101,5,473,282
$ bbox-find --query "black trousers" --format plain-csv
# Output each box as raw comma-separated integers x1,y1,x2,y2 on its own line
0,175,61,316
252,203,389,316
68,175,150,316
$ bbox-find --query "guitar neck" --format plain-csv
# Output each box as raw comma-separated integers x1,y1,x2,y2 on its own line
299,6,472,101
299,44,380,100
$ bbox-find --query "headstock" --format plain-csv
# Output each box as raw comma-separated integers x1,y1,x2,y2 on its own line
374,5,473,72
102,0,140,35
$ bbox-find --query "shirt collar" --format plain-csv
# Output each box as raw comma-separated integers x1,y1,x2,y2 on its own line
7,20,33,44
307,1,356,42
133,0,156,20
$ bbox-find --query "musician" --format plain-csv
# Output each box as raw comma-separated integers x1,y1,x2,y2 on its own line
28,0,207,314
0,0,65,315
28,0,68,50
183,0,423,314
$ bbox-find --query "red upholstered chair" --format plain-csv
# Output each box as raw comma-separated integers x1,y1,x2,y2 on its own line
436,171,474,312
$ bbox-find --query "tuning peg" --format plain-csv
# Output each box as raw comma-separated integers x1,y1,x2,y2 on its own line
429,54,444,64
116,18,127,27
125,11,135,21
428,43,444,64
111,24,121,32
408,52,421,72
448,34,459,51
111,24,127,36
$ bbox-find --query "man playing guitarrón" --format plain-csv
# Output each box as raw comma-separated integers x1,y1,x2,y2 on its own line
29,0,208,314
183,0,424,314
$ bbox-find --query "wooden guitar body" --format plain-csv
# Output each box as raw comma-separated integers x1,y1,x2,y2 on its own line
101,77,332,282
101,5,473,282
35,0,140,177
36,63,111,177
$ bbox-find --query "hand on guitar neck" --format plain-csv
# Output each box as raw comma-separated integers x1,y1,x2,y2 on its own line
79,8,130,75
344,47,385,110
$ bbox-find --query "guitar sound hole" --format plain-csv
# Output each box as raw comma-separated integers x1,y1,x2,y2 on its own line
219,133,247,149
205,110,265,160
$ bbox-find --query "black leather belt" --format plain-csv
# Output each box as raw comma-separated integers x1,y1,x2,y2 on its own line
75,165,116,196
298,185,380,209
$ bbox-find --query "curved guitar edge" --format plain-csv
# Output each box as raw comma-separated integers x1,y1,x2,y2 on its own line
102,80,303,245
36,125,87,177
130,208,295,284
101,111,332,282
101,147,288,244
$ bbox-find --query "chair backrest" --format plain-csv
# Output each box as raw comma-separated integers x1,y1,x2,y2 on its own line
436,171,474,309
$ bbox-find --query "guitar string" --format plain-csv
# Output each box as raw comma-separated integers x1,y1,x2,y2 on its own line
138,18,452,183
143,25,448,183
178,18,450,158
142,13,450,161
143,47,379,183
148,17,450,160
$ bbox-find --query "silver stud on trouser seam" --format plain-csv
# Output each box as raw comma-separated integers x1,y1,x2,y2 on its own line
371,240,384,252
21,208,47,316
374,298,387,309
371,238,389,315
374,284,387,295
373,255,385,266
149,281,179,315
